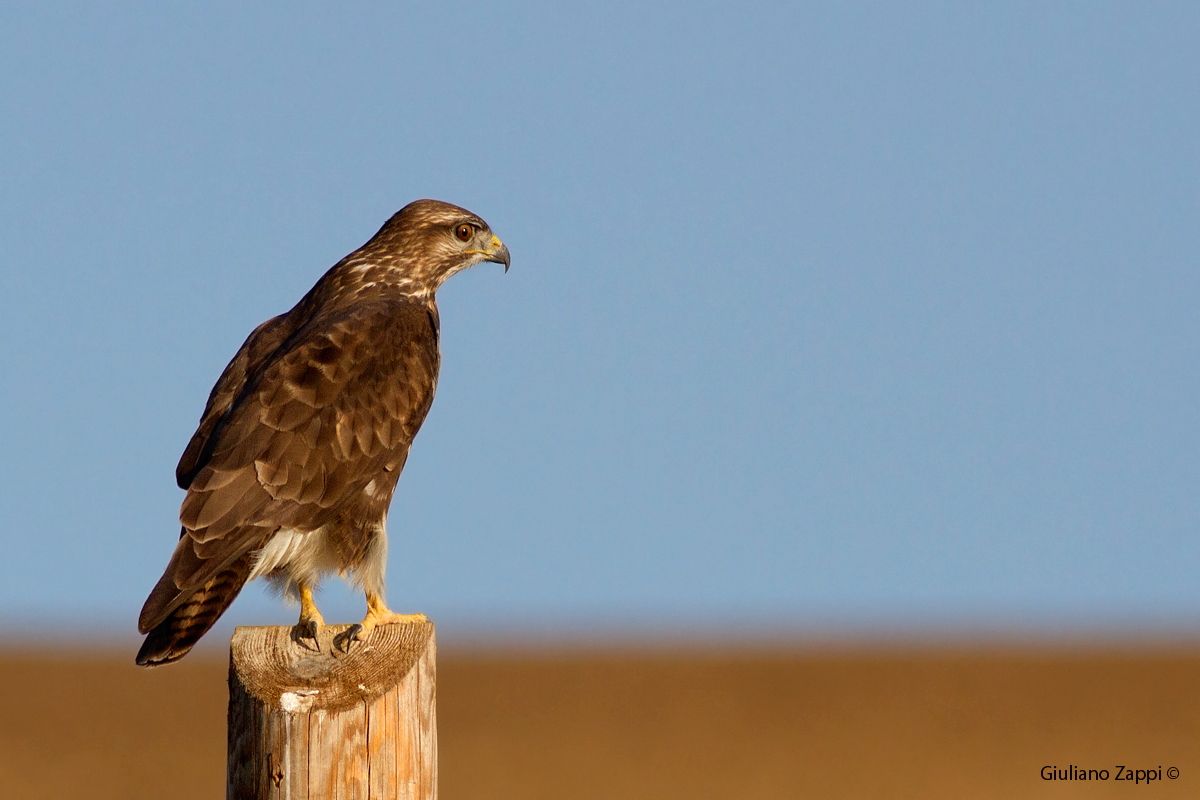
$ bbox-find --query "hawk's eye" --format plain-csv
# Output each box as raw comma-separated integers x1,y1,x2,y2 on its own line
455,224,474,242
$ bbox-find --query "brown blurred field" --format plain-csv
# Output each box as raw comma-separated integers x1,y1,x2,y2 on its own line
1,641,1198,799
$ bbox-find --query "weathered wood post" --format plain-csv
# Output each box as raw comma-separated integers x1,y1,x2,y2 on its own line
226,621,436,799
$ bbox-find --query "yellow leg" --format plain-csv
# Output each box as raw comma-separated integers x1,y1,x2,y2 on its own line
353,591,427,641
291,582,325,648
300,583,325,627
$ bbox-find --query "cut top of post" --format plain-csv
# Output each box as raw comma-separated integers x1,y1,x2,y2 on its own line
230,622,434,713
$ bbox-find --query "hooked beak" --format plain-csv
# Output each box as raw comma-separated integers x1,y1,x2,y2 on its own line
485,235,511,272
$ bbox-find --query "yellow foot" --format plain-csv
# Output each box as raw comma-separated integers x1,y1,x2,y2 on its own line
352,609,428,641
333,593,427,652
291,583,326,651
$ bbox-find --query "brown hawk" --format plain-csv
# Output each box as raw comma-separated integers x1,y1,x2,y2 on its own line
136,199,509,666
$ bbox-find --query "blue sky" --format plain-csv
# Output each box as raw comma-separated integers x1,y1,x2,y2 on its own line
1,2,1198,643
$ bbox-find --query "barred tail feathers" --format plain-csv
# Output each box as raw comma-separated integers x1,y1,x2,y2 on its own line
135,557,251,667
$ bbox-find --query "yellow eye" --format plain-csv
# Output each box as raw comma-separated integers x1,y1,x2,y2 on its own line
455,224,474,242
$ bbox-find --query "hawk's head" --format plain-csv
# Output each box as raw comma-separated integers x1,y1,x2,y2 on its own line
370,199,510,293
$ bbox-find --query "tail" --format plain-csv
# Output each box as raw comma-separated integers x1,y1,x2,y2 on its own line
135,556,252,667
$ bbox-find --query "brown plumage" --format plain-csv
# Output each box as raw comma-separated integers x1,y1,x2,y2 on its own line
136,199,509,666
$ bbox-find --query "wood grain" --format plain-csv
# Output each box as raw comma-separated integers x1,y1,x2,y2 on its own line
226,622,435,799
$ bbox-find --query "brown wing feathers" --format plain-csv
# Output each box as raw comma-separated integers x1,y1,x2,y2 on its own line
136,300,439,665
175,313,294,489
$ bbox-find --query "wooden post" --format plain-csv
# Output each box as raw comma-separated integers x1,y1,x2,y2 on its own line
226,621,436,800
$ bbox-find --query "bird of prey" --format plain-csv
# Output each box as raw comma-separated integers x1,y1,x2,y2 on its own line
136,199,509,666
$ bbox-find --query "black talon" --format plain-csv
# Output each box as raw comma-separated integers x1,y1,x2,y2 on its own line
291,621,321,652
334,624,363,653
